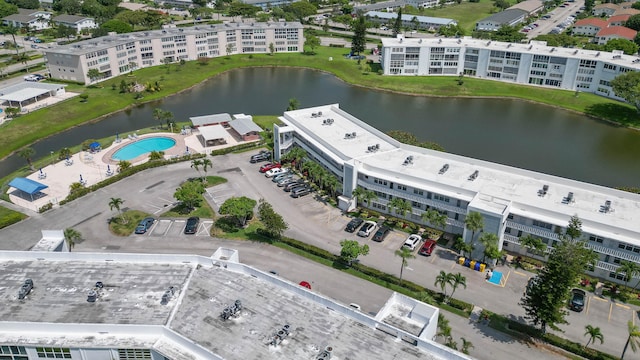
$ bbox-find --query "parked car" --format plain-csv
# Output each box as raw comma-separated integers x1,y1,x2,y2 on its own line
357,221,377,237
272,173,293,183
135,217,155,234
372,226,391,242
265,167,288,178
418,239,437,256
259,162,281,173
291,186,311,198
345,218,364,232
23,74,38,82
250,150,271,163
569,288,586,312
277,177,296,187
284,180,306,192
184,216,200,234
403,234,422,250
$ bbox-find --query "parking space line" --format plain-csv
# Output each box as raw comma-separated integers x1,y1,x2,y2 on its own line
500,270,510,287
513,271,528,277
163,221,173,236
591,296,608,302
616,303,631,310
608,302,613,322
450,262,456,270
586,296,591,315
430,255,437,263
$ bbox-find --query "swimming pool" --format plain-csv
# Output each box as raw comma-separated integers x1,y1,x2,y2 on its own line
112,137,176,161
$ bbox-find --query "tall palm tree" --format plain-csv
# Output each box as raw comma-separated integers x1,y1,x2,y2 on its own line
460,337,474,355
519,234,546,256
200,158,212,182
621,320,640,359
583,325,604,350
434,270,453,299
617,261,640,290
448,272,467,302
452,237,467,256
282,146,306,169
5,24,20,56
324,175,340,198
19,147,36,170
394,247,415,284
422,209,447,229
388,197,411,217
351,186,377,207
153,108,165,129
63,228,82,251
464,211,484,246
479,232,499,263
191,159,203,179
108,197,127,224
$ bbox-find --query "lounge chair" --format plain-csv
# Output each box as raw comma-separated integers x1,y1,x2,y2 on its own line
38,172,47,180
133,133,139,139
65,159,74,166
128,134,134,140
106,169,114,177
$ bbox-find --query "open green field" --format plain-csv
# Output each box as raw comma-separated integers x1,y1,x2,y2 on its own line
0,205,27,228
404,0,515,32
0,45,636,165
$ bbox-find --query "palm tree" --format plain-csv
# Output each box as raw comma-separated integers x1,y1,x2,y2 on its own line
617,261,640,290
434,270,453,299
108,197,127,224
464,211,483,245
351,186,377,207
5,24,20,56
448,272,467,302
452,237,466,256
388,197,411,217
200,158,212,182
118,160,132,172
395,247,416,284
460,337,474,355
421,209,447,229
479,232,499,263
519,234,546,256
324,175,340,198
621,321,640,359
19,147,36,170
63,228,82,251
153,108,165,129
69,182,84,193
583,325,604,350
282,146,306,169
191,159,203,179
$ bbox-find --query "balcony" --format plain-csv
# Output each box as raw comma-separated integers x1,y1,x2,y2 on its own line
595,261,619,272
360,181,466,215
584,242,640,264
506,221,559,241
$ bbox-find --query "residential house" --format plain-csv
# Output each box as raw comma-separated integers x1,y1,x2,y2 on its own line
52,15,96,33
355,0,406,13
595,25,637,44
612,8,640,17
365,11,457,31
593,3,619,16
572,18,609,36
508,0,544,16
608,14,631,26
228,115,262,141
2,9,52,31
475,9,528,31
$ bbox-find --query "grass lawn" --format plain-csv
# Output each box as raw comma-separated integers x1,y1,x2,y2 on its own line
109,210,151,236
404,0,512,32
1,45,636,164
0,205,27,229
161,176,226,218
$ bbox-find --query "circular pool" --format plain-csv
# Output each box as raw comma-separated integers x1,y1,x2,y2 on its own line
112,137,176,161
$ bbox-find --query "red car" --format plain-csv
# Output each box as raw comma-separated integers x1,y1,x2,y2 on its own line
418,240,437,256
259,162,281,173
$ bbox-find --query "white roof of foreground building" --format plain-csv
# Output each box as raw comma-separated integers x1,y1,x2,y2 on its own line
279,104,640,246
0,82,66,103
0,250,468,360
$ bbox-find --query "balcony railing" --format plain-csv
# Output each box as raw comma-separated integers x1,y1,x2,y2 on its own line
596,261,619,272
584,242,640,264
506,221,559,241
360,181,467,215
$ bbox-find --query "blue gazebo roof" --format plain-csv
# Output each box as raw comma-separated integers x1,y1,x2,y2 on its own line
9,177,48,194
89,142,100,149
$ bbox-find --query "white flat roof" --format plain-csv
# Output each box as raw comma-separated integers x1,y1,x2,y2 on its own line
282,104,640,245
190,113,231,127
0,82,65,103
198,124,228,141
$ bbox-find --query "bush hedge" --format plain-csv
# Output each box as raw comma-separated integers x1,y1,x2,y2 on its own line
210,141,265,156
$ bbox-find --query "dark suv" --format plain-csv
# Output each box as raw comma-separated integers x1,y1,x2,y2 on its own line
135,217,155,234
184,217,200,234
250,150,271,163
372,226,391,242
569,288,586,312
345,218,364,233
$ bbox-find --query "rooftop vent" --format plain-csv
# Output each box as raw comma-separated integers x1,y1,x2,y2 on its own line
613,54,622,59
161,286,176,305
87,290,98,302
600,200,613,213
438,164,449,175
538,184,549,197
438,39,442,43
596,52,600,57
419,39,423,43
574,50,579,55
550,48,555,53
18,279,33,300
179,28,183,32
367,144,380,152
317,346,333,360
220,299,243,321
403,155,414,166
322,118,334,125
344,132,357,139
267,324,291,346
634,58,640,63
468,170,479,181
195,26,199,30
563,192,574,204
486,41,491,46
457,38,462,44
162,30,167,33
528,45,533,50
507,43,512,48
311,111,323,118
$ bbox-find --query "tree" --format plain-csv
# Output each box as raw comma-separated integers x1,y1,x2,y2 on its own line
0,1,18,18
452,237,470,257
494,0,509,10
583,325,604,350
305,34,320,54
257,199,288,238
395,247,415,283
79,94,89,103
87,68,101,83
269,42,275,56
493,25,526,42
388,197,411,217
448,272,466,302
392,8,402,36
434,270,453,298
281,146,306,169
617,260,640,290
611,71,640,113
100,19,133,33
4,25,20,56
438,24,465,37
621,321,640,359
520,234,546,256
219,196,257,226
53,0,81,13
18,147,35,170
339,239,369,265
464,211,483,246
228,1,260,19
56,24,76,39
284,0,317,21
149,150,164,161
351,15,367,60
421,209,447,229
520,218,597,333
351,186,377,208
626,14,640,31
118,160,131,172
460,337,473,354
191,159,203,178
63,228,82,251
287,98,300,111
479,232,499,263
153,108,165,129
108,197,127,224
603,38,639,55
201,158,212,181
174,180,205,211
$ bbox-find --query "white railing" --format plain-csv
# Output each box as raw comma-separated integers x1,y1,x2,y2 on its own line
506,221,559,241
584,242,640,264
361,181,467,214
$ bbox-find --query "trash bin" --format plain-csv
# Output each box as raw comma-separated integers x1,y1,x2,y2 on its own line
463,258,471,267
479,263,486,272
458,257,465,265
474,262,481,271
469,260,476,270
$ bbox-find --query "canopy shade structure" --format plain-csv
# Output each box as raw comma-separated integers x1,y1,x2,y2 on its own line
228,117,261,135
198,124,229,146
0,82,66,110
8,177,48,201
89,142,100,149
189,113,232,127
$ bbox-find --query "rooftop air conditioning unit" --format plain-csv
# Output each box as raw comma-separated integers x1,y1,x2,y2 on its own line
439,164,449,174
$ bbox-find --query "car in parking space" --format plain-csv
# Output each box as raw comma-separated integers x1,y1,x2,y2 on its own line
345,218,364,232
403,234,423,250
272,173,292,183
357,221,377,237
569,288,586,312
250,150,271,163
184,216,200,234
372,226,391,242
265,167,288,178
291,186,311,198
135,217,155,234
284,180,306,192
277,177,296,187
418,239,437,256
259,162,281,173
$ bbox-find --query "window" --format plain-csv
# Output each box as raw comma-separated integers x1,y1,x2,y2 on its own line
36,347,71,358
413,189,423,195
603,63,617,71
532,220,552,230
433,194,449,203
118,349,152,359
589,235,604,243
397,184,406,191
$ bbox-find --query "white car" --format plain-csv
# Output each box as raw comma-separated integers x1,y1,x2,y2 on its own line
265,167,289,178
357,221,377,237
403,234,423,250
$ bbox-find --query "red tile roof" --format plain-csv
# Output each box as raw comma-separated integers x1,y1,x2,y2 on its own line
574,18,609,28
596,25,638,39
608,14,631,24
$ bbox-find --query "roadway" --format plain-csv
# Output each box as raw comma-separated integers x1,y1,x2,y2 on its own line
0,151,635,358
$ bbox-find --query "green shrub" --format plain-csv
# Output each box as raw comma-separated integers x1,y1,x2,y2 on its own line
210,141,265,156
38,202,53,213
329,43,345,47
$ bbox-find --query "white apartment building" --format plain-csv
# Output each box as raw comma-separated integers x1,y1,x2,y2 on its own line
0,249,464,360
380,36,640,101
274,104,640,285
52,15,97,33
44,22,304,84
